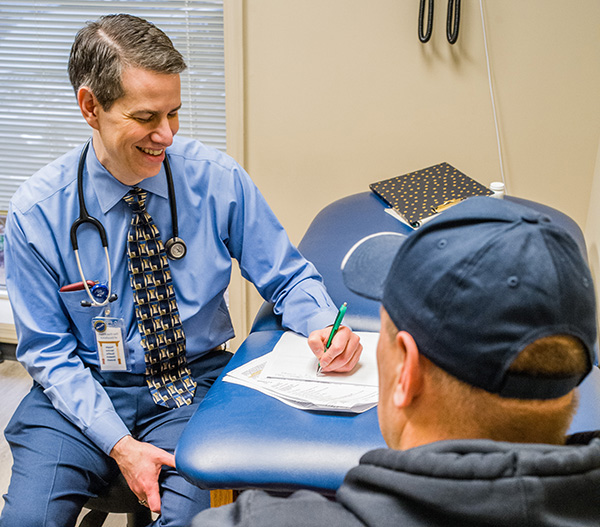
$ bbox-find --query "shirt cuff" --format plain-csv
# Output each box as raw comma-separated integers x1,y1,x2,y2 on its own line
84,410,132,455
304,307,343,335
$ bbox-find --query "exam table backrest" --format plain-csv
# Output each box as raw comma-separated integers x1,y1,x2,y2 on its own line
250,191,600,435
251,192,588,332
252,192,408,333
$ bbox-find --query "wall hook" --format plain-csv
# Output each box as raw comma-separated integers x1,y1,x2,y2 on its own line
418,0,434,43
446,0,461,44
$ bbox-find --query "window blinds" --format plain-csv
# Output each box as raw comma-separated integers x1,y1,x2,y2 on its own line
0,1,225,211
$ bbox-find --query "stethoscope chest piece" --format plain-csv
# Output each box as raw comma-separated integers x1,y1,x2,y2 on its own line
91,283,109,302
165,236,187,260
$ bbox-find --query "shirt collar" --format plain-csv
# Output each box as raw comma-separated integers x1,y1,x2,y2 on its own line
86,141,170,214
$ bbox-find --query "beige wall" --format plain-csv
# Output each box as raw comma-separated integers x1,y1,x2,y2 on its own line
225,0,600,343
585,137,600,329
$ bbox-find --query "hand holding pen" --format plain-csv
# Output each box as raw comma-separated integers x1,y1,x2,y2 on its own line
308,302,363,374
317,302,347,373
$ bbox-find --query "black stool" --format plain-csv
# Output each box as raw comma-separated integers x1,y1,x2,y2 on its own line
78,473,152,527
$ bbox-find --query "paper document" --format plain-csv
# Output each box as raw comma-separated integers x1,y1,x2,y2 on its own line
384,207,439,229
224,331,380,413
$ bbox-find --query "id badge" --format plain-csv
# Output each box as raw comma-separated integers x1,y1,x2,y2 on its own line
92,317,130,371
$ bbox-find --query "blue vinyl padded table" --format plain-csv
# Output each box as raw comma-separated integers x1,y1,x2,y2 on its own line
175,192,600,496
175,332,600,495
175,329,386,495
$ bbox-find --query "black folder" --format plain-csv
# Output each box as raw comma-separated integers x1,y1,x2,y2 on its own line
369,162,493,228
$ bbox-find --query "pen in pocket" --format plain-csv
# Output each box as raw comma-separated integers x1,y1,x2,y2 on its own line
59,280,96,292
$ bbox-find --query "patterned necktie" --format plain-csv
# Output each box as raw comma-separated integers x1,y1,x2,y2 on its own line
123,187,196,408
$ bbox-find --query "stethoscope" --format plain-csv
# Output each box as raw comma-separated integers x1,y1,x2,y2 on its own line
70,139,187,308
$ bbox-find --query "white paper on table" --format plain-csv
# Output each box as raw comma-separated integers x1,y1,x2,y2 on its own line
223,331,380,413
225,373,378,413
260,331,379,386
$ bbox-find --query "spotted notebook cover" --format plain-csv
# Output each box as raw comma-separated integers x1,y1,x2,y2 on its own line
369,162,493,227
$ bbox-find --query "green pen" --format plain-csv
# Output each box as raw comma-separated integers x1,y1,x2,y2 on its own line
317,302,347,374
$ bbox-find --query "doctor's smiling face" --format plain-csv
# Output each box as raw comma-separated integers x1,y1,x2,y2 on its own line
77,66,181,186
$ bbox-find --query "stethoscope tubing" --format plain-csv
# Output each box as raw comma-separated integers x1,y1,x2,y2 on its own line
71,139,184,307
74,246,113,307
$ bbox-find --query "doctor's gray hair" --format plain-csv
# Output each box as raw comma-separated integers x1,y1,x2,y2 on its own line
68,14,186,110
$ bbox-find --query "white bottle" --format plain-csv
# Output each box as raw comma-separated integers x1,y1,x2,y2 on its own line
490,181,505,199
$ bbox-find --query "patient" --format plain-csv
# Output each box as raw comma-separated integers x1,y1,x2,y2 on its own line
192,196,600,526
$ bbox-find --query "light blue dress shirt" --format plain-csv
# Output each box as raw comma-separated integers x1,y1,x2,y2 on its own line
6,136,337,454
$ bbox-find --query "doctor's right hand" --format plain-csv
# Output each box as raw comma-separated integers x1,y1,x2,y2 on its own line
109,434,175,515
307,325,362,373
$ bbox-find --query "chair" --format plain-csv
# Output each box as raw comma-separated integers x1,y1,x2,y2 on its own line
78,473,152,527
0,342,16,362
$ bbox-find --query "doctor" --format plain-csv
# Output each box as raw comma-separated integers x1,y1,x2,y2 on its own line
0,14,361,527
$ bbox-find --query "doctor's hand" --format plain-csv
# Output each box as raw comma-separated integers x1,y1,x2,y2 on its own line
308,325,362,373
110,434,175,515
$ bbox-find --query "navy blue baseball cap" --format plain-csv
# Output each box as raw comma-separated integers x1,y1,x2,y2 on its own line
341,197,597,399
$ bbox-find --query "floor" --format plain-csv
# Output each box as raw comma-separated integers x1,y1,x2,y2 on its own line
0,359,127,526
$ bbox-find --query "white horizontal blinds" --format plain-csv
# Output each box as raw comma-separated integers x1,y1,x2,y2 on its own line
0,1,225,212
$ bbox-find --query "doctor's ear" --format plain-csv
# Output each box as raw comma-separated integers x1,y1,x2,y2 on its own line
77,87,100,130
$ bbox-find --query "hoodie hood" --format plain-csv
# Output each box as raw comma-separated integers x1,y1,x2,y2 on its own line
338,435,600,526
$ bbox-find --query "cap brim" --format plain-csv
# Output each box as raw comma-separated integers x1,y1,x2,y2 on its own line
341,232,407,301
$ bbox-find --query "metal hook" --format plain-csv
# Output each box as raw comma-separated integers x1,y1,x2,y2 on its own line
418,0,434,43
447,0,460,44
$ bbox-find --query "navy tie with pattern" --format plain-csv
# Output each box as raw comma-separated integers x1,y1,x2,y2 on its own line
123,187,196,408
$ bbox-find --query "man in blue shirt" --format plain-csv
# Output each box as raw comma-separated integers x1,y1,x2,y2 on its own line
0,14,361,527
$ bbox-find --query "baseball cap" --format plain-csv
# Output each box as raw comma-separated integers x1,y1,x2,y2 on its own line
341,196,597,399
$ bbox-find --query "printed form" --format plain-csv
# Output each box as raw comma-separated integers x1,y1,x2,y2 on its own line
224,331,380,413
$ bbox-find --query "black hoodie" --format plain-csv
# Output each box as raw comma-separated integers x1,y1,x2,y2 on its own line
192,432,600,526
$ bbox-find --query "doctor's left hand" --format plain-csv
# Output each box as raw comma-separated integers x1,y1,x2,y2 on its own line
308,325,363,373
110,434,175,515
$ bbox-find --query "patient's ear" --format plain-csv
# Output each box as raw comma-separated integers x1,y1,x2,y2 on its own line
392,331,423,408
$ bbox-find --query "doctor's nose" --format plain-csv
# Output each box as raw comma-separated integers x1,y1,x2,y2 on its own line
150,116,179,146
